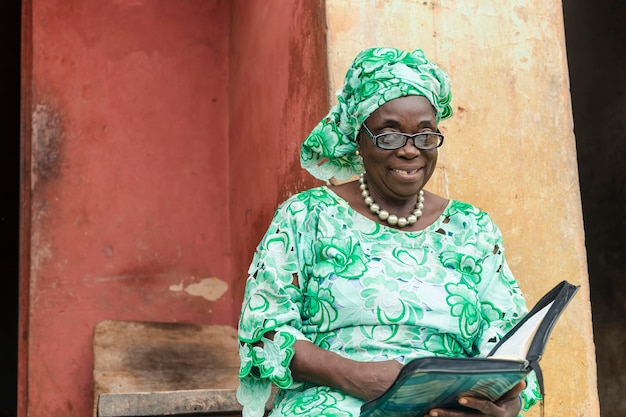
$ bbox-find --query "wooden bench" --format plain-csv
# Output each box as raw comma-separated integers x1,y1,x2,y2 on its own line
93,320,245,417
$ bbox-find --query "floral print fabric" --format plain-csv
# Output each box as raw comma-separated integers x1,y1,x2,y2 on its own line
237,187,541,417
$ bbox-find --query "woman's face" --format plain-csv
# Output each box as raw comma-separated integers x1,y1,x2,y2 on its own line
358,95,439,203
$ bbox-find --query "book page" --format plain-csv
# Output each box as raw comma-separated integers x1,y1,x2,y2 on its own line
490,301,554,359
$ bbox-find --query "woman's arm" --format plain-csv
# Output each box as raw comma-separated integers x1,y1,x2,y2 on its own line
291,336,524,416
290,339,403,401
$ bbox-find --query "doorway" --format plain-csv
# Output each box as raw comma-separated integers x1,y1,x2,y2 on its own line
0,1,21,416
563,1,626,416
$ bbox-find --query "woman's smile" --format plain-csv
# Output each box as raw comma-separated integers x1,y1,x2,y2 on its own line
390,167,422,181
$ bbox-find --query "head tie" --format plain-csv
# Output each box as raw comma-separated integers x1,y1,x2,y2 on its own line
300,47,452,181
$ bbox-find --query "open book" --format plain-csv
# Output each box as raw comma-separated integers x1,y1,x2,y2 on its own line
360,280,580,417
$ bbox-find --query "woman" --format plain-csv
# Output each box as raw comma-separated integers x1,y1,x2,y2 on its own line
237,47,541,417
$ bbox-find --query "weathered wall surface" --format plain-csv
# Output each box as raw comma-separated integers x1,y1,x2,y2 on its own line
27,1,231,416
23,1,330,416
326,0,599,416
228,0,327,315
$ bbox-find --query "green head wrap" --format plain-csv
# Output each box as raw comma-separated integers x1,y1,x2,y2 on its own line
300,47,453,181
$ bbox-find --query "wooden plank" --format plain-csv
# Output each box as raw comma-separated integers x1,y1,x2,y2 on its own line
93,320,243,416
94,320,240,393
97,389,241,417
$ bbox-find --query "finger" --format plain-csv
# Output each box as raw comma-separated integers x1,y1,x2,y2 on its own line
500,380,527,400
457,396,493,415
456,394,518,414
455,391,522,416
425,409,478,417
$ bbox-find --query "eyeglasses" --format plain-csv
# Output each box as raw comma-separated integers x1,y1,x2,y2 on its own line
362,122,444,150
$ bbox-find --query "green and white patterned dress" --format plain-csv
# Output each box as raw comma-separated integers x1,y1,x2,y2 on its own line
237,186,541,417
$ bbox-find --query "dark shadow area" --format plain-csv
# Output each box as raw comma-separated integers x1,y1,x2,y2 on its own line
563,1,626,416
0,1,21,416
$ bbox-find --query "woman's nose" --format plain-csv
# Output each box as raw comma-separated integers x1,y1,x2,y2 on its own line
397,138,422,157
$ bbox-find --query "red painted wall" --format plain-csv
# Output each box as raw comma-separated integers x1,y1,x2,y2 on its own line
26,1,231,416
229,0,327,312
22,0,328,416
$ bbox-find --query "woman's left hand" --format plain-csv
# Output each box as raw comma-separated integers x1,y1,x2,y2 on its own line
425,380,525,417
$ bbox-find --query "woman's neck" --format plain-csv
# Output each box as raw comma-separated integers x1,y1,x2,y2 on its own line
328,181,449,231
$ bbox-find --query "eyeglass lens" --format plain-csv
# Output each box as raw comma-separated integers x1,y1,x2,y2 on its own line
377,132,442,150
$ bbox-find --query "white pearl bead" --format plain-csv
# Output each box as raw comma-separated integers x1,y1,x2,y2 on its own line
359,172,424,228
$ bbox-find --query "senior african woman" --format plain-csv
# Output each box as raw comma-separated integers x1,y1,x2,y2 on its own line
236,48,542,417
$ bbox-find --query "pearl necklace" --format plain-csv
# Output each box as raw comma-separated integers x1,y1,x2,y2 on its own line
359,173,424,228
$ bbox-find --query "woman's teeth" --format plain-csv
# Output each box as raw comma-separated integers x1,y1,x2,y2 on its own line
393,169,418,175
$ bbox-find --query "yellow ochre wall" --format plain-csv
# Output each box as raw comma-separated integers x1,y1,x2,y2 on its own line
326,1,600,416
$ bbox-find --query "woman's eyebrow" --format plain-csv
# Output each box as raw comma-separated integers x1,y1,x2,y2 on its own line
377,118,402,128
376,118,436,130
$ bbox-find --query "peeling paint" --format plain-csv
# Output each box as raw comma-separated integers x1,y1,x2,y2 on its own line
103,243,114,258
168,277,228,301
32,102,64,187
184,277,228,301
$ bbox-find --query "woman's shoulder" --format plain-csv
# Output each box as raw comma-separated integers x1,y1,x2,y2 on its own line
280,186,338,206
443,199,501,233
273,186,341,217
445,199,487,216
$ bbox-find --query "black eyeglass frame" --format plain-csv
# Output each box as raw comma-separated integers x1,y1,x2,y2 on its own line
361,122,445,150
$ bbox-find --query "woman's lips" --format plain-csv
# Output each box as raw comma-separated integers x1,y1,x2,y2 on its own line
391,168,421,180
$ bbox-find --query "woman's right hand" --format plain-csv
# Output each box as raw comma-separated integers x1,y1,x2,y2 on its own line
290,340,403,401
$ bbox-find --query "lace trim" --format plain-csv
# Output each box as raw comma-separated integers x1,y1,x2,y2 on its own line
254,332,296,387
238,329,303,417
237,375,272,417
